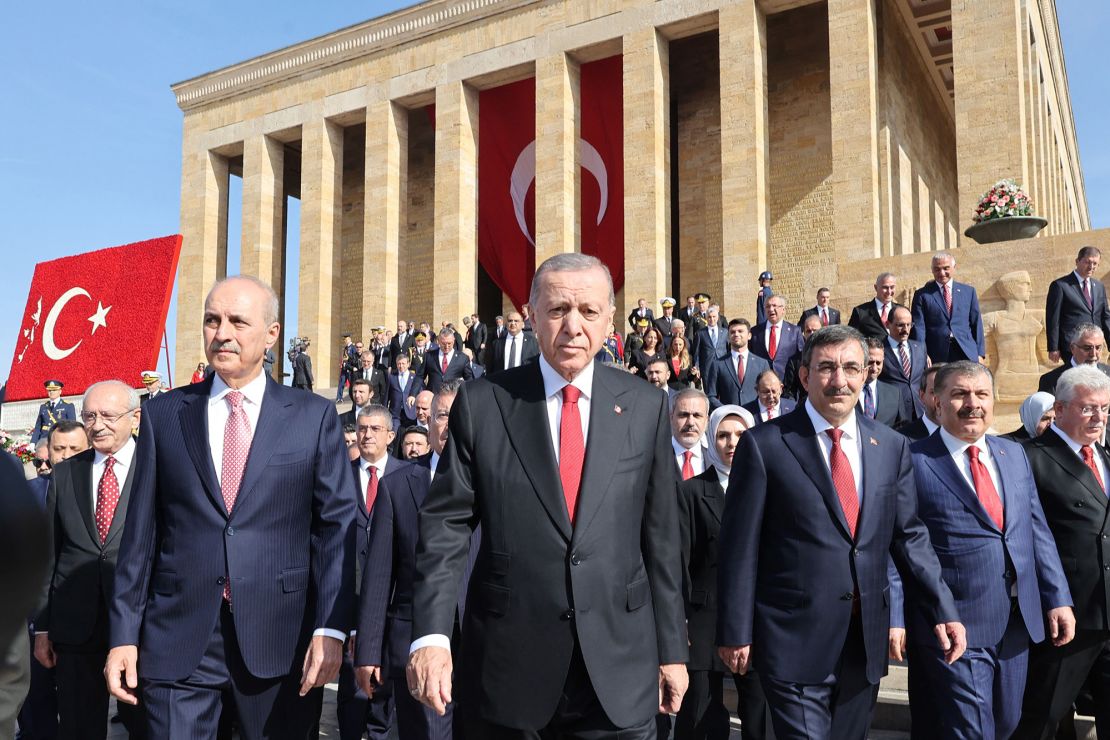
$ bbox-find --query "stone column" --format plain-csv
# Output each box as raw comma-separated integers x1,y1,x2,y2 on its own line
952,0,1028,239
828,0,881,261
535,52,581,263
433,81,479,325
175,139,228,384
299,116,344,389
719,0,769,315
364,100,407,335
240,134,285,378
622,28,669,320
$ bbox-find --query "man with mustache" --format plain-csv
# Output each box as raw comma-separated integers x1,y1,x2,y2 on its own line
718,324,965,739
889,361,1073,739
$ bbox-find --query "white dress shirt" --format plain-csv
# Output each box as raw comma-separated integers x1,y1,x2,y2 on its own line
1050,424,1108,492
358,454,389,511
429,451,441,481
730,350,748,379
763,322,784,352
859,379,880,415
804,400,863,504
672,437,706,476
90,437,137,523
760,402,783,422
874,298,892,320
411,355,594,654
715,467,730,492
922,416,940,436
504,333,522,370
208,371,344,643
886,336,914,372
937,427,1003,499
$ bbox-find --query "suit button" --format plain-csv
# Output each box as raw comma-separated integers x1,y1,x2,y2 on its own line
217,576,226,585
570,554,581,566
560,609,575,620
841,592,854,601
1077,502,1085,508
226,526,235,536
851,549,859,558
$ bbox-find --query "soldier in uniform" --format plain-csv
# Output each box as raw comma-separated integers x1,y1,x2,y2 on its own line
30,380,76,445
755,271,775,326
409,330,430,379
626,317,651,354
139,371,168,404
655,297,678,346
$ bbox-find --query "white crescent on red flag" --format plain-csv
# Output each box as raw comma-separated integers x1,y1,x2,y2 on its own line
6,235,182,402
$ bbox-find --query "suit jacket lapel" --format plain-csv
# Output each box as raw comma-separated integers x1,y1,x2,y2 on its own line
922,434,1001,532
857,417,887,540
1040,432,1108,510
986,437,1020,533
780,412,853,541
701,478,724,524
233,379,297,515
104,461,137,545
495,365,572,541
73,454,100,546
571,369,631,545
179,383,226,516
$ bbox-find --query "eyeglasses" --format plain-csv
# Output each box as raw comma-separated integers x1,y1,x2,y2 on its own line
1069,403,1110,417
1074,344,1104,353
32,459,48,468
357,424,390,435
80,408,138,425
811,362,864,378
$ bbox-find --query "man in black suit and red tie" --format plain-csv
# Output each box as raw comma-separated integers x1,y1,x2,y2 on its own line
423,329,473,394
1047,246,1110,365
407,253,688,737
849,272,905,341
750,295,804,381
880,306,929,422
798,288,841,329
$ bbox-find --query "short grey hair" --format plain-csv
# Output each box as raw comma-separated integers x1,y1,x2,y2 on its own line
766,294,787,307
355,403,392,426
83,380,141,411
799,325,867,370
670,387,709,414
931,251,956,267
528,253,615,310
35,438,48,452
933,360,993,396
707,304,721,315
1055,366,1110,404
876,272,896,285
208,275,280,325
435,379,464,403
1067,323,1104,348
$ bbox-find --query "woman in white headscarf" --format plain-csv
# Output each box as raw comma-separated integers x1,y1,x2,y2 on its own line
1004,392,1055,441
675,404,773,740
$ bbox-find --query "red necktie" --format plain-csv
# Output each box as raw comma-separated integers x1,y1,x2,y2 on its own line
365,464,379,514
221,390,253,600
768,325,778,360
559,386,585,524
682,450,694,481
943,283,953,315
821,308,829,327
967,446,1004,529
441,352,449,373
736,354,745,387
94,455,119,544
880,303,889,326
765,405,775,420
825,429,858,537
1082,445,1105,493
1085,279,1094,310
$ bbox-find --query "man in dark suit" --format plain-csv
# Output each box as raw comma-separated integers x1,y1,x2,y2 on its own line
654,297,678,344
881,306,928,422
408,253,688,737
422,330,473,394
693,305,729,370
461,348,484,379
30,380,77,445
337,404,405,740
292,338,314,391
1015,366,1110,739
678,295,698,328
351,353,388,410
911,252,986,363
464,314,488,365
750,296,804,380
490,312,540,374
355,382,472,739
628,297,655,331
387,354,422,431
390,321,415,368
848,272,904,341
1047,246,1110,365
858,338,907,429
742,370,797,425
717,325,966,739
409,331,431,379
1038,323,1110,394
106,275,358,737
339,379,376,439
34,380,146,739
896,365,943,442
705,318,770,409
755,272,775,326
797,287,841,329
783,315,823,403
889,361,1073,739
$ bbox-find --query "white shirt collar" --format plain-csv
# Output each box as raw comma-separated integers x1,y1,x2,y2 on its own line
94,436,136,467
1074,270,1089,285
804,398,860,442
538,354,594,402
672,437,705,457
360,453,389,475
209,370,267,408
1050,423,1096,455
938,426,990,460
936,279,951,291
923,416,940,434
874,298,890,313
715,467,730,491
731,348,746,360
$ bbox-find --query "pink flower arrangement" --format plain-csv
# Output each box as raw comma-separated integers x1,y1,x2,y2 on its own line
973,179,1034,223
0,428,34,463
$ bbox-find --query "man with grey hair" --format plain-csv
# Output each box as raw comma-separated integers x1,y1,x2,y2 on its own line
1046,246,1110,365
671,388,710,481
422,327,473,394
849,272,905,341
409,252,688,737
1017,365,1110,738
751,295,804,381
1038,322,1110,394
35,380,146,738
694,304,729,370
911,252,986,364
890,361,1072,739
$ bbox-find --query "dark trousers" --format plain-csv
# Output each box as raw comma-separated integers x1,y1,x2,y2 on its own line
335,652,394,739
1013,628,1110,740
54,646,145,740
946,337,972,362
908,608,1029,740
391,672,456,740
675,669,773,740
759,616,876,740
141,604,321,739
17,624,57,740
463,644,656,739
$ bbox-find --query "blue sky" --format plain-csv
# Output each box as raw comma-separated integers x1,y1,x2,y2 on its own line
1,1,1107,390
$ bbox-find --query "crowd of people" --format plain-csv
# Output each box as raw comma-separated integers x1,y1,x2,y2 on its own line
5,246,1110,740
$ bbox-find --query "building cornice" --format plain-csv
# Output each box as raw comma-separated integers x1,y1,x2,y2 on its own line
171,0,541,112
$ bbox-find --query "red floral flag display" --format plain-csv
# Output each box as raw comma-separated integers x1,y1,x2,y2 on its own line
6,235,182,402
477,55,625,309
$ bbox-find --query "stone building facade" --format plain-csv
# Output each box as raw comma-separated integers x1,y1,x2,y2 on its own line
171,0,1089,385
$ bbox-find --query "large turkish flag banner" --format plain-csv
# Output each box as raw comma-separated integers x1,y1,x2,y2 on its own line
580,55,624,295
6,235,182,402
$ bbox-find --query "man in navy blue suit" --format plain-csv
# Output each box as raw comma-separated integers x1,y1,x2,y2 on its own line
750,295,804,381
742,370,796,424
693,304,729,370
889,361,1074,739
388,353,423,431
422,330,473,394
911,252,986,364
880,306,928,422
704,318,770,409
717,325,965,739
106,275,358,739
1046,246,1110,365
